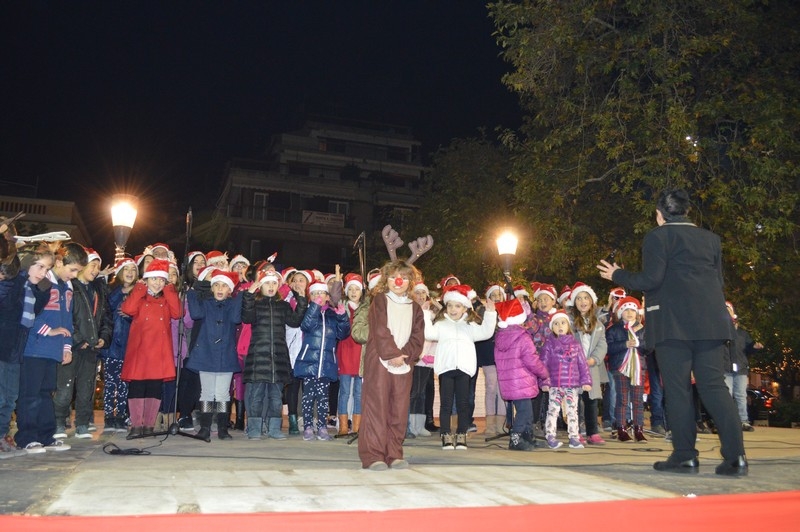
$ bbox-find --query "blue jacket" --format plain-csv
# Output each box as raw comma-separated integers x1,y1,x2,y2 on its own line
185,291,242,373
605,320,647,372
23,271,74,363
101,285,134,360
0,272,49,363
294,302,350,381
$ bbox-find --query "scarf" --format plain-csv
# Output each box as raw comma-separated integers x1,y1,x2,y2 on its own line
21,281,36,327
618,321,642,385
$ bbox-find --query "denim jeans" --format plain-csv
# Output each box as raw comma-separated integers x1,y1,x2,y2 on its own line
245,382,283,419
0,360,21,435
511,398,533,434
16,356,58,448
337,374,362,415
53,348,98,427
724,373,749,423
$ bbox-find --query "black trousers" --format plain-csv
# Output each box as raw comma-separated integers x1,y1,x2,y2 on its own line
656,339,744,462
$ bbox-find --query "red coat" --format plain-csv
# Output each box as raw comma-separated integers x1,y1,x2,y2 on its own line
120,282,181,381
337,304,362,376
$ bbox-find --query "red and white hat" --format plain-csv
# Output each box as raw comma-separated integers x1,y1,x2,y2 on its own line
308,281,329,295
205,251,228,268
134,254,146,266
344,273,363,293
281,266,297,281
143,258,170,280
533,282,557,302
197,266,216,282
495,299,526,329
549,309,571,330
254,269,282,289
610,287,627,300
413,281,429,295
324,273,336,285
437,274,461,289
485,284,505,301
367,269,382,290
311,269,324,282
210,269,238,291
570,281,598,305
513,285,529,300
84,247,101,266
295,270,314,284
113,258,136,277
616,296,641,320
229,254,250,271
558,285,573,307
442,284,476,309
150,243,170,254
187,251,206,265
168,260,180,274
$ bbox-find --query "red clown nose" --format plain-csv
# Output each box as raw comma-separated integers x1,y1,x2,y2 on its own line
393,276,405,287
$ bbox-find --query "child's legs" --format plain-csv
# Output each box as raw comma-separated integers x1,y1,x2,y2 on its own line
631,383,645,426
265,382,283,418
160,380,176,414
511,398,533,434
0,360,21,436
613,372,630,427
352,376,362,415
199,371,233,403
409,366,429,414
545,388,565,438
233,358,245,401
453,370,471,433
337,374,353,416
385,372,413,463
482,365,505,416
286,377,302,416
245,382,266,420
52,357,76,426
564,387,580,438
316,380,331,430
581,391,599,436
72,349,98,427
438,371,456,433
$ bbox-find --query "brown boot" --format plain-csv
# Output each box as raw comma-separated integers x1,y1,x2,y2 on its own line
352,414,361,434
634,425,648,443
338,414,349,436
617,424,633,442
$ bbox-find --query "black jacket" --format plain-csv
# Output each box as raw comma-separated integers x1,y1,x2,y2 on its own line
241,291,307,384
0,272,49,363
72,278,112,350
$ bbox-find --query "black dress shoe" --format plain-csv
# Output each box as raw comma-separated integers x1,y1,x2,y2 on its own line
653,457,700,474
715,455,748,476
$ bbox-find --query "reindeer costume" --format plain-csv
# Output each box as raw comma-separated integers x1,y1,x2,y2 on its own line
357,227,432,470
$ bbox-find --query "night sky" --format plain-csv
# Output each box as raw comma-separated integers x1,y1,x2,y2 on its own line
2,1,519,251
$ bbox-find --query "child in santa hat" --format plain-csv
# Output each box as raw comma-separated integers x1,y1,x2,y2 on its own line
120,259,181,439
527,282,559,438
605,296,648,443
425,284,497,450
185,269,243,441
335,272,365,436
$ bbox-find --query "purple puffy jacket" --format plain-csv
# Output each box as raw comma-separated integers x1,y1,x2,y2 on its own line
494,325,550,400
540,334,592,389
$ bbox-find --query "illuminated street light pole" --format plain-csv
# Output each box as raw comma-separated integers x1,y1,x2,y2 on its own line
110,194,138,263
496,228,518,287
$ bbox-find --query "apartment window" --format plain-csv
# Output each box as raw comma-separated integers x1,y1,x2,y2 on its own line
329,200,349,216
253,192,268,220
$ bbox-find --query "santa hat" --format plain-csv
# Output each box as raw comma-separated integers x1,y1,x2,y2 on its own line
610,287,627,300
513,285,529,300
311,269,324,282
113,258,136,277
725,301,737,320
558,285,572,307
324,273,335,284
533,282,557,302
281,266,297,281
437,274,460,289
616,296,642,320
134,254,146,266
308,281,329,295
442,284,476,309
254,269,282,290
485,284,505,301
143,258,170,280
413,282,429,295
367,269,382,290
206,251,228,268
570,281,598,305
344,273,363,293
495,299,527,329
84,247,101,266
168,261,180,274
295,270,314,284
210,269,238,291
229,254,250,270
197,266,216,282
150,243,170,254
549,309,571,330
187,251,206,265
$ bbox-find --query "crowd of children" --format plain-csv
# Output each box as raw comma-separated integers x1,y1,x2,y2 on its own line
1,225,695,467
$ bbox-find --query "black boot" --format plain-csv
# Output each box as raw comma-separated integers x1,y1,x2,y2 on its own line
509,432,536,451
217,402,232,440
234,400,245,431
425,414,439,433
196,401,214,442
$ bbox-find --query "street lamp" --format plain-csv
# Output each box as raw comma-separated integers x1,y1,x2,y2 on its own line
111,194,138,262
496,229,518,280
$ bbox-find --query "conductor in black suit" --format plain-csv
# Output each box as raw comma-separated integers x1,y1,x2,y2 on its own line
597,189,747,476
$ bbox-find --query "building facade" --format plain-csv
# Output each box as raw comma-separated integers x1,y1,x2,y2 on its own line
0,195,93,247
198,117,427,273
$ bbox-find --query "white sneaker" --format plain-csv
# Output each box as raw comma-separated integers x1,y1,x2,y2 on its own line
44,440,71,451
53,427,67,439
75,426,93,439
25,442,47,454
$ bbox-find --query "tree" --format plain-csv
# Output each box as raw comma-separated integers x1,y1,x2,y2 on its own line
488,0,800,395
406,134,517,290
